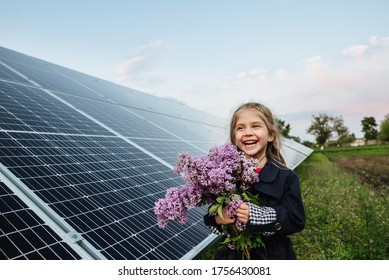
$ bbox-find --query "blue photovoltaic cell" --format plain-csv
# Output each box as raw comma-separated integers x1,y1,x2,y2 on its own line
131,108,227,142
57,93,181,140
132,139,209,166
0,180,82,260
0,53,107,102
0,63,33,86
0,81,113,135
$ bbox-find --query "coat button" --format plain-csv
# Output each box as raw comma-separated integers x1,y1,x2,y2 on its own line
274,222,282,231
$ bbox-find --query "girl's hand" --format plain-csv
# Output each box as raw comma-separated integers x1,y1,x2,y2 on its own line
236,202,250,223
215,207,236,225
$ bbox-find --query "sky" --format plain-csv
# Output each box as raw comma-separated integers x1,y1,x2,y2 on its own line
1,0,389,142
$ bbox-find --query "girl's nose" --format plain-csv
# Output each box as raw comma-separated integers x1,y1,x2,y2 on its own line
244,128,253,136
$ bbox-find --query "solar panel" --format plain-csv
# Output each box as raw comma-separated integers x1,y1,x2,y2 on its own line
0,46,312,260
281,138,313,170
0,175,84,260
0,46,224,260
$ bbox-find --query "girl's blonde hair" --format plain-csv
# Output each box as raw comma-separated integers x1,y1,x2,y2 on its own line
229,102,285,165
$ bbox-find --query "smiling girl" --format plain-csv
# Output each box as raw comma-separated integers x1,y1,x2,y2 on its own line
204,102,306,260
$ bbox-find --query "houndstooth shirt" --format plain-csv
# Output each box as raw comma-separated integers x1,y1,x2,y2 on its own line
208,202,277,236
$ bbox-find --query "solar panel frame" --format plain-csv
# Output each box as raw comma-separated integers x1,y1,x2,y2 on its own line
0,172,95,260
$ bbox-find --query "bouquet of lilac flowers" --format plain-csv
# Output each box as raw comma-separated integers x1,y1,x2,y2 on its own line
154,142,263,259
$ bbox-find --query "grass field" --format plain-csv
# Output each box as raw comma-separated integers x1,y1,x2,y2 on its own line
322,145,389,193
292,145,389,259
197,145,389,260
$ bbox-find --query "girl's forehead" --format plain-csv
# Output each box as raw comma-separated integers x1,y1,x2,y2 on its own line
236,108,265,122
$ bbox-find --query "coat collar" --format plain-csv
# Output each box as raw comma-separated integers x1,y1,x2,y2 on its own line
258,160,280,182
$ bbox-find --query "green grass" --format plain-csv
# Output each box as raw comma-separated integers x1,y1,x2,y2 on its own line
292,149,389,259
319,144,389,160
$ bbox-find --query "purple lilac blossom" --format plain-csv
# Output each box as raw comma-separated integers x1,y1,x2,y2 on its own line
235,219,245,231
154,186,191,228
154,142,259,228
226,199,243,217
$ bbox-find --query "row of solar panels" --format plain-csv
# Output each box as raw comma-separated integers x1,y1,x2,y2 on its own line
0,46,312,260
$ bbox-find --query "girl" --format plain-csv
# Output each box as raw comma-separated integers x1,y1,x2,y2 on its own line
203,102,306,260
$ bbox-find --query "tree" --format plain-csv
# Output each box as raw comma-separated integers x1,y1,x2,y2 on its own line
302,140,315,148
332,115,349,145
306,113,351,146
361,116,378,141
289,136,301,143
277,118,291,138
378,114,389,142
307,113,333,146
339,133,356,146
276,118,301,142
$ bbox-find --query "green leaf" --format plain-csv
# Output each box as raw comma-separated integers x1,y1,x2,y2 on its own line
217,204,224,220
237,238,245,251
243,192,260,205
209,204,220,213
216,196,225,204
242,192,250,201
221,237,231,244
231,235,240,242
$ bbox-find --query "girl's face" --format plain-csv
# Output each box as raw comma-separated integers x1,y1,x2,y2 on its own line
234,108,274,161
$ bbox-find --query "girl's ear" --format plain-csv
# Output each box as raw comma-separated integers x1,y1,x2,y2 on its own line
268,132,275,142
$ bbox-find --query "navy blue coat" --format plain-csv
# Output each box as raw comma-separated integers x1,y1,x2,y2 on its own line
204,160,306,260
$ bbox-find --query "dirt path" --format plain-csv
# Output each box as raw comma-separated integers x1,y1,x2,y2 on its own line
334,155,389,192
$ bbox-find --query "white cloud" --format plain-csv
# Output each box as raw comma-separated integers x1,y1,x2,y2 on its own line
112,40,164,83
113,55,145,81
135,40,164,53
237,69,267,81
369,35,389,46
343,45,368,56
305,55,322,63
